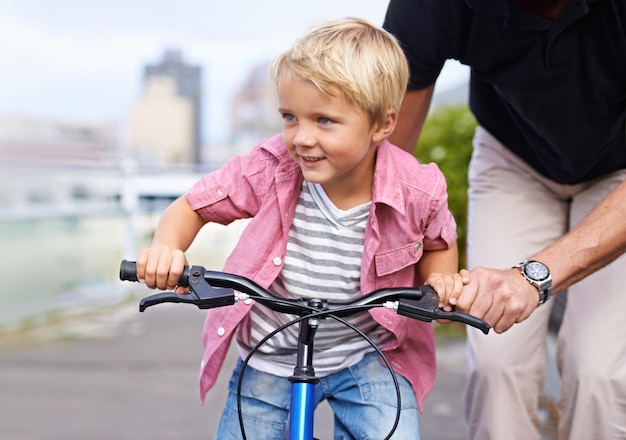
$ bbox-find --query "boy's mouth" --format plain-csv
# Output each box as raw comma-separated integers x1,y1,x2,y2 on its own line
303,156,324,162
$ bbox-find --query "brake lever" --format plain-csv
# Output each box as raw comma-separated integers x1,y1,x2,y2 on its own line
432,309,490,334
139,265,236,312
395,285,490,334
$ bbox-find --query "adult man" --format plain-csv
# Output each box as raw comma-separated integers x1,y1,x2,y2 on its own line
383,1,626,439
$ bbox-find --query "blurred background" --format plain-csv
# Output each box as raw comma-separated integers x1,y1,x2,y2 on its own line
0,0,469,331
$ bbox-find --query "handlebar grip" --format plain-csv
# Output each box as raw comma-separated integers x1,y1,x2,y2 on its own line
119,260,191,287
120,260,139,282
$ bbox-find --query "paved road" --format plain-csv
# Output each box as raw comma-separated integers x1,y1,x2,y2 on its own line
0,300,479,440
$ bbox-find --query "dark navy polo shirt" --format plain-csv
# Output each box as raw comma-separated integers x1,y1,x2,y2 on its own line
384,0,626,184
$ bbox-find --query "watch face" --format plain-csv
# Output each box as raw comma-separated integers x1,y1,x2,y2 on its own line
524,261,549,281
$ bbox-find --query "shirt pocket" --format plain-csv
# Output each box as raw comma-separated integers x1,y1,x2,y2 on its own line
374,239,424,277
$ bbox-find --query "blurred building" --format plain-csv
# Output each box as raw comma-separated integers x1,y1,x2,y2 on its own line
0,115,118,168
129,50,203,167
230,63,281,146
0,115,122,217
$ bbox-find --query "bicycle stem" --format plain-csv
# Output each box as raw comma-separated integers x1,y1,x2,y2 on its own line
288,299,323,440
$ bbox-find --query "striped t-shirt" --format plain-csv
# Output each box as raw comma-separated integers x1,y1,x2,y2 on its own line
236,180,392,377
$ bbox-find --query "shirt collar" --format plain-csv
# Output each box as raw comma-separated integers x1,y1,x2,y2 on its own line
466,0,596,30
372,141,407,215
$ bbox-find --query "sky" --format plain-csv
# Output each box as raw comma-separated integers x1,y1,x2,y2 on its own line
0,0,468,145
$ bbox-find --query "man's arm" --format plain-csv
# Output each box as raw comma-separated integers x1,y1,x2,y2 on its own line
535,178,626,292
388,85,435,154
457,179,626,333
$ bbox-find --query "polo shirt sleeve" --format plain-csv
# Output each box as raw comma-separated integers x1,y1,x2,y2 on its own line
383,0,466,90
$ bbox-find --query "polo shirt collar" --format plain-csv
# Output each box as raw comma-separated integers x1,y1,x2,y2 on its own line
466,0,597,30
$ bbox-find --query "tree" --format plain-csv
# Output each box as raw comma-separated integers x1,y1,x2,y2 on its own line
415,105,477,269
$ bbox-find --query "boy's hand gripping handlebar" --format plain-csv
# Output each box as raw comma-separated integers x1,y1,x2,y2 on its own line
119,260,489,334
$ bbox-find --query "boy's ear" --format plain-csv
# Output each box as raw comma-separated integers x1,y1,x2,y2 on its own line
372,109,398,143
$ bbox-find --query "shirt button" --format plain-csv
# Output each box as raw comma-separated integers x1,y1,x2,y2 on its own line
217,327,225,336
273,257,282,266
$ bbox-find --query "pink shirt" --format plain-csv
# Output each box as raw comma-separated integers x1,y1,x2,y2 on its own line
187,134,457,409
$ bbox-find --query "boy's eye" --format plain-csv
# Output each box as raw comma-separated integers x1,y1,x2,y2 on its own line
318,117,333,125
282,113,297,122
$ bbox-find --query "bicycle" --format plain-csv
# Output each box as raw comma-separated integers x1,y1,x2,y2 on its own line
119,260,489,440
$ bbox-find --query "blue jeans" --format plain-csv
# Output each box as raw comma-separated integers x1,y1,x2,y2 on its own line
213,351,420,439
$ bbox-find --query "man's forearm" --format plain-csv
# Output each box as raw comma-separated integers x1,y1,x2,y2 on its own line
533,179,626,293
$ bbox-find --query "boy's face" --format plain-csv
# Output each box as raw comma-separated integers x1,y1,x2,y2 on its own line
277,75,387,208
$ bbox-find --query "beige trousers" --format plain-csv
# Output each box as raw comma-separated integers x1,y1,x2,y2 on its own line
464,127,626,440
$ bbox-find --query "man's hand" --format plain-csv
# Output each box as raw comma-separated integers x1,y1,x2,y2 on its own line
455,267,540,333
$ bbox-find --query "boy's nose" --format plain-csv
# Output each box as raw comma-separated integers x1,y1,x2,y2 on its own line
293,125,316,148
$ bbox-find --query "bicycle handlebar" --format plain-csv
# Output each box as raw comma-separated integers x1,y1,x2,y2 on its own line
119,260,489,334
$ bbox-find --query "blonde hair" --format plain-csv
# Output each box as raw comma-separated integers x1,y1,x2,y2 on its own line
268,17,409,125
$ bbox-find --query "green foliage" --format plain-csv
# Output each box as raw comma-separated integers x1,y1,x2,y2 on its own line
415,105,477,268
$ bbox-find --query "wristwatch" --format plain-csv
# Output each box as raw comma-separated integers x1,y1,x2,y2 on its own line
513,260,552,306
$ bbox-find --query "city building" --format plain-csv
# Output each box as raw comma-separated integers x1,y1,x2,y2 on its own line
0,114,119,168
129,50,203,167
0,114,122,216
230,63,281,147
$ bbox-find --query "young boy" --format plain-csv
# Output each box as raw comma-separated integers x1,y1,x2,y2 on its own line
136,18,466,439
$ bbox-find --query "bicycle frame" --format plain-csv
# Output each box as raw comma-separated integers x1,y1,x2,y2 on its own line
120,260,489,439
289,307,320,440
